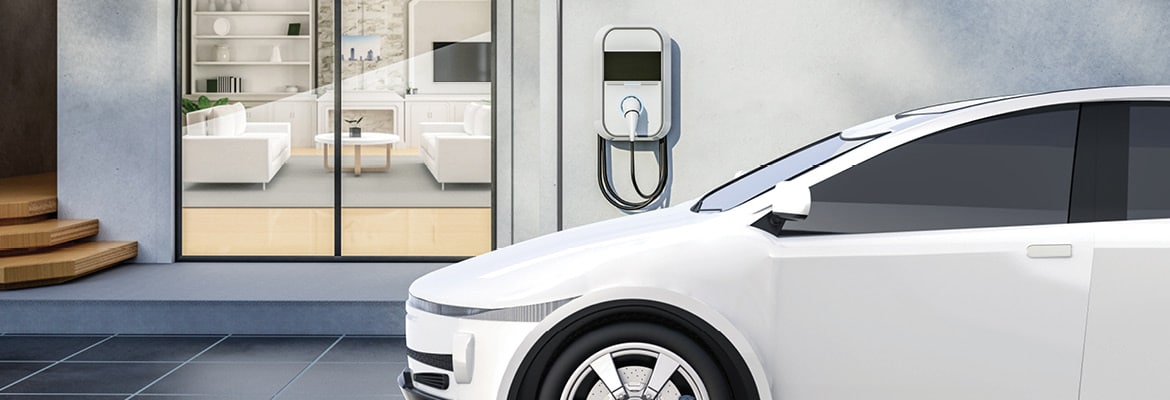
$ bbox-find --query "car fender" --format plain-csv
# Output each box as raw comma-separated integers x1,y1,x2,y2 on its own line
497,286,773,400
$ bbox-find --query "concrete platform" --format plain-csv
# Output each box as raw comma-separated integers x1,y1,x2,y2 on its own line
0,262,446,335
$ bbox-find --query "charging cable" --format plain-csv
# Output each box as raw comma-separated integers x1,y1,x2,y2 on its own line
598,95,669,211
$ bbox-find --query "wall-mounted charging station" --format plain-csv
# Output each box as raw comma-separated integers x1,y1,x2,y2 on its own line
595,25,672,211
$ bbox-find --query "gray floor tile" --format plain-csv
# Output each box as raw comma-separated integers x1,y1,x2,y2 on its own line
0,396,126,399
142,363,308,395
70,336,223,362
191,337,336,363
277,396,405,400
131,396,270,400
0,337,107,362
0,363,49,388
318,337,405,363
278,363,403,396
1,362,177,394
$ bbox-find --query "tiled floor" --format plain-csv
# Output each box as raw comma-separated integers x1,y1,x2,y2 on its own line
0,334,406,399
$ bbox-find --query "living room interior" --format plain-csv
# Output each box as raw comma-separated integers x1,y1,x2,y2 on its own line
179,0,492,257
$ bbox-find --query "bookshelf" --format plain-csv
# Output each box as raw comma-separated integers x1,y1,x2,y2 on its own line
187,0,316,99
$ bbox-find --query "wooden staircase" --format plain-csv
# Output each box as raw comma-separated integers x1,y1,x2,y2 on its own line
0,173,137,290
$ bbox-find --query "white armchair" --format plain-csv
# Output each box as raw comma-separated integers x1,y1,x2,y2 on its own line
419,103,491,189
182,103,291,190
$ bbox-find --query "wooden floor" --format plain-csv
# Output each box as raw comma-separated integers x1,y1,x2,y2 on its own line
182,207,491,257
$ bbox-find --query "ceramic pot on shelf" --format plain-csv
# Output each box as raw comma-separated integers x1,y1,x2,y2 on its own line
214,44,231,62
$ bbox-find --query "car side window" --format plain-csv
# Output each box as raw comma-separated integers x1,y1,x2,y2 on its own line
1127,104,1170,220
783,105,1079,235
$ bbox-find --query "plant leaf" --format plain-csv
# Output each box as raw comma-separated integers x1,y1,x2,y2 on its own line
198,96,211,109
214,97,230,106
181,98,196,113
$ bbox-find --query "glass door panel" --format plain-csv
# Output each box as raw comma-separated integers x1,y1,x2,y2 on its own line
339,0,493,256
180,0,334,256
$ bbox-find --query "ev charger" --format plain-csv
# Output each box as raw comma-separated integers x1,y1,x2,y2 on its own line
596,26,671,141
595,25,673,211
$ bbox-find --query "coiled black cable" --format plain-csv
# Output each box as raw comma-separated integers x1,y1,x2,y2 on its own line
597,136,669,211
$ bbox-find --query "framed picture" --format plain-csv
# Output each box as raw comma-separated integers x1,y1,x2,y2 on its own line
287,23,302,36
341,35,381,62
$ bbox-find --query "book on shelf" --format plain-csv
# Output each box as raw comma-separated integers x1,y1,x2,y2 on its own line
210,76,243,93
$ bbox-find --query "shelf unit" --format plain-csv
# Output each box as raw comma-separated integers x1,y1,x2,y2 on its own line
187,0,316,99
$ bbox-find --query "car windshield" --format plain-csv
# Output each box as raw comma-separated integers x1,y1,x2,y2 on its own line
692,133,870,212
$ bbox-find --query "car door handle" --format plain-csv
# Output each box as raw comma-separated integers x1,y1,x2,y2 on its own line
1027,244,1073,259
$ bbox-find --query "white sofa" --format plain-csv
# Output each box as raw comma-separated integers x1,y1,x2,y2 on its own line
182,103,291,190
420,103,491,189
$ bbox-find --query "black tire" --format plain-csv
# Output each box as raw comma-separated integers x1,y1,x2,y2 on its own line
537,322,734,400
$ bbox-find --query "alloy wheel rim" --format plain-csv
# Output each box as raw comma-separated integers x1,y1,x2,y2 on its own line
560,342,708,400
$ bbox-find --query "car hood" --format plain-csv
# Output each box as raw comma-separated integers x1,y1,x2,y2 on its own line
409,201,719,309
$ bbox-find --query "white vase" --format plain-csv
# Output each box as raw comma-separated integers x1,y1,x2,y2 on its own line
238,0,249,11
223,0,232,12
208,0,217,11
269,45,283,63
215,45,231,62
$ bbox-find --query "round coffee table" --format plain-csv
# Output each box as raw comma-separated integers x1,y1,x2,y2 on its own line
314,132,401,176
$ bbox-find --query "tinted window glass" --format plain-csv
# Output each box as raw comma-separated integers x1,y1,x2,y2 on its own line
784,105,1079,234
1127,104,1170,219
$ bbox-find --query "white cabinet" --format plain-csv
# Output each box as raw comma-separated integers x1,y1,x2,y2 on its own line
273,99,317,148
187,0,316,99
406,102,453,147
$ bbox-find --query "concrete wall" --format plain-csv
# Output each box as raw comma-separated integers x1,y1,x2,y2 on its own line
58,0,175,263
507,0,1170,233
0,0,57,179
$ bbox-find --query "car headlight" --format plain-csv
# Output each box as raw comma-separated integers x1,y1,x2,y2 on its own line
407,295,576,322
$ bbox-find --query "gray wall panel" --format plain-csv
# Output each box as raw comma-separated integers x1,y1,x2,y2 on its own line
58,0,175,263
550,0,1170,230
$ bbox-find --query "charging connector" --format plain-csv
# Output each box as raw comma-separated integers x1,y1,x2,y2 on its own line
621,96,642,141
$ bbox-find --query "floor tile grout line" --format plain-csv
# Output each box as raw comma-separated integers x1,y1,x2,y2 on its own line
0,334,118,392
125,334,233,400
270,335,346,399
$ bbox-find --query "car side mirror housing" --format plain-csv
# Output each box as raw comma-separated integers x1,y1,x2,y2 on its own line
752,181,811,236
769,181,811,220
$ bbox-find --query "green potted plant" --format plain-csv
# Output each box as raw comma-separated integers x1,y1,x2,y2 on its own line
345,116,364,137
181,95,230,114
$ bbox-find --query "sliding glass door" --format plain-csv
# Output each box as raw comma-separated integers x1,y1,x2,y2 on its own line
177,0,492,258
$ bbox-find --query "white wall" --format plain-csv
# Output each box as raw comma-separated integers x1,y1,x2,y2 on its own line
409,0,492,94
499,0,1170,239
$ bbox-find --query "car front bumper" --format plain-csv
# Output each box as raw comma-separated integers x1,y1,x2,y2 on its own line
403,304,541,399
399,369,451,400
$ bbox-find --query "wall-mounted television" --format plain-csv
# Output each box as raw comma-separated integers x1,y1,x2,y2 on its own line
433,41,492,83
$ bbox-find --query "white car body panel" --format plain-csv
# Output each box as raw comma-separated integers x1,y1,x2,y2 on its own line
1080,219,1170,399
404,86,1170,400
766,224,1093,399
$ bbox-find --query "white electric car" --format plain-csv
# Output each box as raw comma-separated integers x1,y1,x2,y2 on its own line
400,86,1170,400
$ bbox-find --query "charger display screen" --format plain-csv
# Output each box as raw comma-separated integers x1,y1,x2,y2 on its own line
604,51,661,81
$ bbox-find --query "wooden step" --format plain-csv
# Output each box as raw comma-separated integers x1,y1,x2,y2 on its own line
0,173,57,221
0,241,137,290
0,219,99,251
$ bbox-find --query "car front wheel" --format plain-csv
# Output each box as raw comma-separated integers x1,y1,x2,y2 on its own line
538,322,732,400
